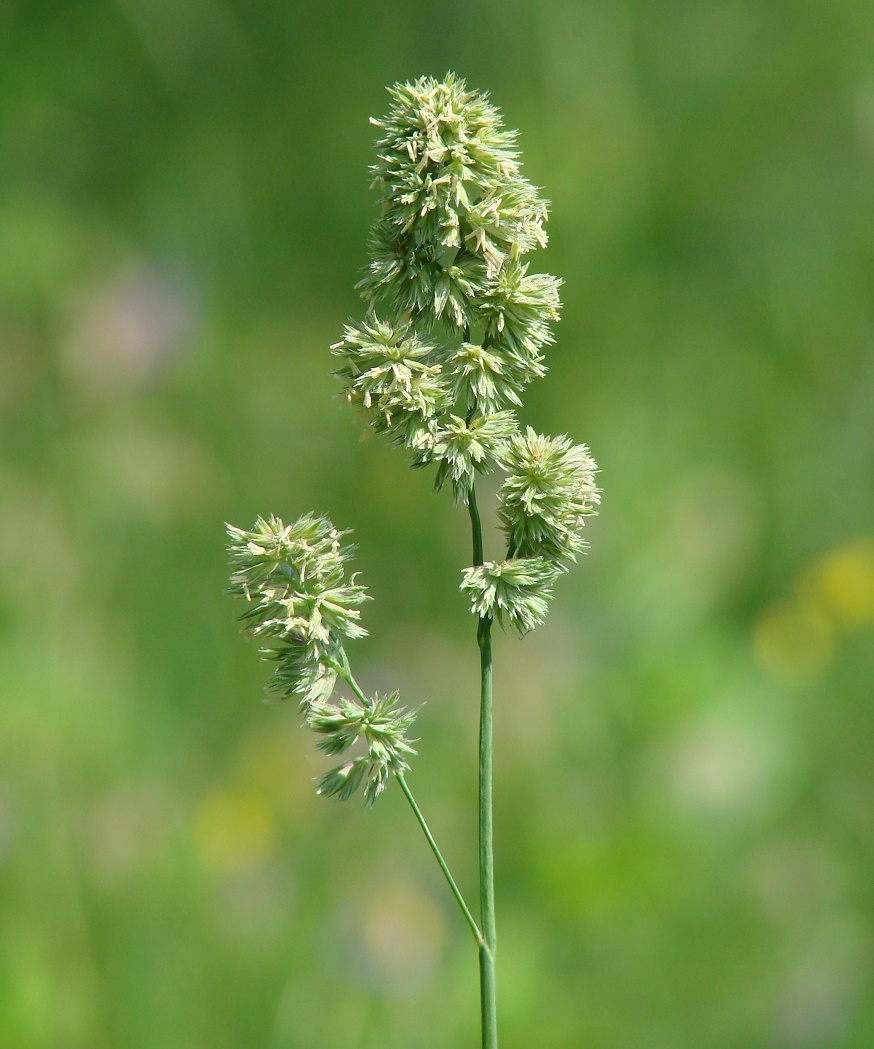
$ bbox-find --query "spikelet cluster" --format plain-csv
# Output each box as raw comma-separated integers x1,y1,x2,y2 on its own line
227,514,366,698
331,317,450,449
361,73,550,317
460,557,560,637
498,428,600,563
309,691,417,807
412,410,518,504
331,74,599,636
227,515,416,804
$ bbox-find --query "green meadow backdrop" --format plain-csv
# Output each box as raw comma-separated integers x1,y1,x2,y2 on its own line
1,2,873,1046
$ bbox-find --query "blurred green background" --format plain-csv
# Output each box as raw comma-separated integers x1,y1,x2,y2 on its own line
2,2,874,1047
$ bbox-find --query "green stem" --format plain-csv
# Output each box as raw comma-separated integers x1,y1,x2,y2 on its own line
468,484,498,1049
468,480,485,567
337,662,484,950
339,663,370,707
395,773,486,951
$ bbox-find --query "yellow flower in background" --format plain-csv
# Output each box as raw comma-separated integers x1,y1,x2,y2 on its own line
754,537,873,687
801,540,874,630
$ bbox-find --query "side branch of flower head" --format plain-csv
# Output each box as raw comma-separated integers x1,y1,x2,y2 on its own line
226,515,416,808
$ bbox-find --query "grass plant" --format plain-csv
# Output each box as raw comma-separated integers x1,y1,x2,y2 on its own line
227,74,600,1048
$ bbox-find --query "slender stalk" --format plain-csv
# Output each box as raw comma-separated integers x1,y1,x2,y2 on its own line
338,663,485,950
468,479,485,567
395,773,486,951
469,484,498,1049
338,661,370,707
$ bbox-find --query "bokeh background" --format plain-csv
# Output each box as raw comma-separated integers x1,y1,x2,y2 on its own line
2,2,874,1047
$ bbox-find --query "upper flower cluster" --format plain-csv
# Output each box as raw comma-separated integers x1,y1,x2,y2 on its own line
333,75,563,499
331,74,599,636
361,72,551,321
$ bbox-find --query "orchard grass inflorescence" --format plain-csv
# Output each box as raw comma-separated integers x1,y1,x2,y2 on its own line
227,73,599,1049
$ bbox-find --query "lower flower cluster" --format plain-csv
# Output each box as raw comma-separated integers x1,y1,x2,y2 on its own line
227,514,416,805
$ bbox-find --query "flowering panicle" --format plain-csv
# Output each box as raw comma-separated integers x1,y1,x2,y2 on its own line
227,76,600,1048
229,75,599,814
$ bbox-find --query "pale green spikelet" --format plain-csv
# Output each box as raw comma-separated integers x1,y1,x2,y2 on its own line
482,261,561,391
331,316,451,448
414,410,518,504
262,640,339,709
226,514,369,700
460,557,561,636
447,342,522,416
314,759,369,803
311,690,417,807
497,427,600,562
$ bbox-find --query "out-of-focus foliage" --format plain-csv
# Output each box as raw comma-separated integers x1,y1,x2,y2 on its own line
1,2,872,1048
